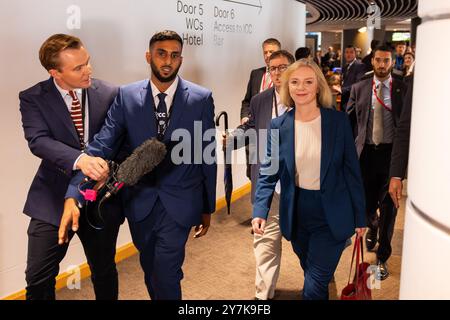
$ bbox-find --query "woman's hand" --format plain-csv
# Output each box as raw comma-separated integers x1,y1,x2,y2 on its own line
355,227,366,238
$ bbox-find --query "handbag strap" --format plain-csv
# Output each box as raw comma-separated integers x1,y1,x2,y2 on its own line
347,233,361,285
354,234,361,292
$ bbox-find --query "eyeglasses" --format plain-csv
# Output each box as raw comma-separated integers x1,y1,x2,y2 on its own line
268,65,288,74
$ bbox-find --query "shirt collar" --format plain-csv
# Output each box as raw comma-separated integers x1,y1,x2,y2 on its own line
274,88,289,109
53,78,82,98
275,88,281,102
150,76,179,99
374,74,392,88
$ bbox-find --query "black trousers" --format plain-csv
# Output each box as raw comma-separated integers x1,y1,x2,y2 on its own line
360,143,398,263
25,204,121,300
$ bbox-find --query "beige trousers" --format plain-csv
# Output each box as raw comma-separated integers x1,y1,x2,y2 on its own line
253,194,282,300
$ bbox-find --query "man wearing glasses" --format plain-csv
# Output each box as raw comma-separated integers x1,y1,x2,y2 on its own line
223,50,295,300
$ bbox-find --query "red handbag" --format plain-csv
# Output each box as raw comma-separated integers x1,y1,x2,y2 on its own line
341,234,372,300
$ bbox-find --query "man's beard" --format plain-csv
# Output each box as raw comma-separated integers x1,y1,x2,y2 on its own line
151,61,181,83
374,67,391,79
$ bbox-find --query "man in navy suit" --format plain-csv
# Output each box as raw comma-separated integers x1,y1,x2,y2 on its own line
19,34,123,300
62,30,217,300
341,45,366,111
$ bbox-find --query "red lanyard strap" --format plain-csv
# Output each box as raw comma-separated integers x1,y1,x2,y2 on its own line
373,78,392,112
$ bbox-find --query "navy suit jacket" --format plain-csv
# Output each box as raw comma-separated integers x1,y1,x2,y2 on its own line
252,108,366,241
19,78,120,226
67,77,217,228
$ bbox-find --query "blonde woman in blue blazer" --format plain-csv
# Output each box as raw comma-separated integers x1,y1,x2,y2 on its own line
252,59,367,300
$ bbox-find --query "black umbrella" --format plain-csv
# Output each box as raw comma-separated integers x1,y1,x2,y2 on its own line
216,111,233,214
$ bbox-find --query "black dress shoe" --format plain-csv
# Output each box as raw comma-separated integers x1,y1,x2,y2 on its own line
365,230,377,251
375,260,389,281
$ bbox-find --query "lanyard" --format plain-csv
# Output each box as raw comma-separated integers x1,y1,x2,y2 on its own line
154,94,175,140
272,90,279,117
372,78,392,111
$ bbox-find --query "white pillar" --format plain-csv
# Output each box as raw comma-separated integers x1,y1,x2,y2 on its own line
400,0,450,299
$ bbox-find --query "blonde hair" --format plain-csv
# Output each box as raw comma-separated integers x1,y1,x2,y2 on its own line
280,59,333,108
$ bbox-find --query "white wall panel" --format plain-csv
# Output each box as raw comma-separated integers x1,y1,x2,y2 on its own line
0,0,306,298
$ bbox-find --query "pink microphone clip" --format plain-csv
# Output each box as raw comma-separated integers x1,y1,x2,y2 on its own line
80,189,97,202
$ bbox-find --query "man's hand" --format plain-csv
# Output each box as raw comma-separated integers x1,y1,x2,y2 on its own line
58,198,80,245
194,214,211,238
252,218,266,235
221,131,228,146
240,117,249,125
221,131,231,152
389,178,403,209
76,154,109,181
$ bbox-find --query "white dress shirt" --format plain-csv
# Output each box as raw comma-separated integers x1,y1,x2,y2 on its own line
150,76,179,113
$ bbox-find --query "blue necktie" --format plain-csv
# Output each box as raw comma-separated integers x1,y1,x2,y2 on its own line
156,93,168,140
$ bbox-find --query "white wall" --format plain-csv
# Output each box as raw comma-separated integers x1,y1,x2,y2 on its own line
0,0,305,298
399,0,450,299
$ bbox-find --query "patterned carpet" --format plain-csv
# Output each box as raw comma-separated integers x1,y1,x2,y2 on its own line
58,189,406,300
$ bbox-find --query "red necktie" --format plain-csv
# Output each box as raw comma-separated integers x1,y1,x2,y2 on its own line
261,70,273,92
68,90,84,147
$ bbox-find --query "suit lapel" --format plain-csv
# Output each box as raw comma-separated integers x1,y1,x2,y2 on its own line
86,81,101,141
280,110,295,179
43,78,79,143
320,108,336,186
261,88,275,125
254,67,266,93
163,78,189,141
391,79,403,124
361,78,374,128
141,80,158,139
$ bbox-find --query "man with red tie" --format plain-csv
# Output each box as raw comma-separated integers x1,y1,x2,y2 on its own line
19,34,124,300
241,38,281,125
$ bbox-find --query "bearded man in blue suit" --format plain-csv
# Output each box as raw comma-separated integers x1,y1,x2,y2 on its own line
60,31,217,300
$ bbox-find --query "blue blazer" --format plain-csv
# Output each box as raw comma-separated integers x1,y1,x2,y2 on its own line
67,77,217,228
252,107,366,241
19,78,120,226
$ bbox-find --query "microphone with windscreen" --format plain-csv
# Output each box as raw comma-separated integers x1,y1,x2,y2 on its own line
102,138,167,200
79,138,167,229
